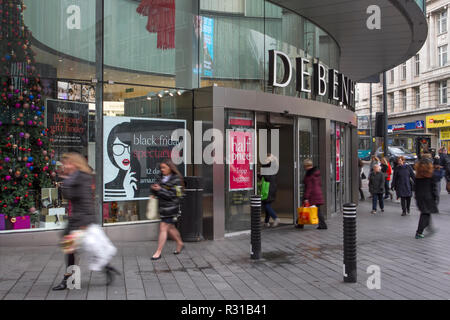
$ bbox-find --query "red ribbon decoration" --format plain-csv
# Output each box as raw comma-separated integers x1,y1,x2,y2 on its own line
137,0,175,50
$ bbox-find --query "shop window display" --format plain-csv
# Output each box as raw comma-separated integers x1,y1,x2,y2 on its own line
0,1,57,230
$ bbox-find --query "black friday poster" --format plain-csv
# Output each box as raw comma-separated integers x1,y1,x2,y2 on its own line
103,116,186,202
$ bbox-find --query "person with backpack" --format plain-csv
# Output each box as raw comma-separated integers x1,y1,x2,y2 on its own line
392,156,415,216
150,159,185,260
260,154,280,227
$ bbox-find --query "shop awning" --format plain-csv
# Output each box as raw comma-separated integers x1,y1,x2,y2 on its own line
268,0,428,82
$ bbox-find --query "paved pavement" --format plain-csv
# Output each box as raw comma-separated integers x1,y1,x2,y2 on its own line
1,180,450,300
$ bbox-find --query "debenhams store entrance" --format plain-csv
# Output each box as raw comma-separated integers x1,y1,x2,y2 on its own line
0,0,358,245
195,86,357,239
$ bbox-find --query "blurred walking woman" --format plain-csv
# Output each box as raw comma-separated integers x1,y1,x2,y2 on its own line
151,159,185,260
414,157,438,239
53,153,119,290
392,156,415,216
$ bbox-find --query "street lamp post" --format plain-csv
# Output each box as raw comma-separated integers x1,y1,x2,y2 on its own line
383,72,389,158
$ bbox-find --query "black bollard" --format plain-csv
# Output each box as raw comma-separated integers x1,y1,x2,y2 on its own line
250,195,262,260
343,203,357,283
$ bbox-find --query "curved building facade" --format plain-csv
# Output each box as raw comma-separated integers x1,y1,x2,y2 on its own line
0,0,427,244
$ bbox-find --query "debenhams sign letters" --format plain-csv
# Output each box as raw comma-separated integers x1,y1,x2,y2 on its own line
269,50,356,109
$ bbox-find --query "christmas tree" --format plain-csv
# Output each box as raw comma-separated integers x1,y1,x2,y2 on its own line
0,0,56,229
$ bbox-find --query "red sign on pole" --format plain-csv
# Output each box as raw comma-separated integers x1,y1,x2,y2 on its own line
229,130,253,191
336,127,341,182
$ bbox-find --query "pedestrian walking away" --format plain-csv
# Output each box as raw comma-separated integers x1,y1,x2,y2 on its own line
414,156,439,239
301,159,327,229
433,157,443,207
358,159,365,201
260,154,280,227
151,159,185,260
369,164,385,214
381,157,393,200
391,156,415,216
53,153,120,291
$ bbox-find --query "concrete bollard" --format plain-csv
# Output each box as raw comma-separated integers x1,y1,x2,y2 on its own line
343,203,357,283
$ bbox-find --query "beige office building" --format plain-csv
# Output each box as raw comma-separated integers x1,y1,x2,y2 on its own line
356,0,450,155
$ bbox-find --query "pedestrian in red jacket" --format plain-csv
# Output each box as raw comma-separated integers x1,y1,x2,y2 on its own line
381,157,393,200
302,159,327,230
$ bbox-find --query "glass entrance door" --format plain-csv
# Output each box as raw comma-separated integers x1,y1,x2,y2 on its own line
297,117,319,208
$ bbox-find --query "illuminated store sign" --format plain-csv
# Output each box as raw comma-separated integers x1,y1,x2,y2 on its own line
268,50,356,109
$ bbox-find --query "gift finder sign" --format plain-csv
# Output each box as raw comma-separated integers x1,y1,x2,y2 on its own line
229,130,253,191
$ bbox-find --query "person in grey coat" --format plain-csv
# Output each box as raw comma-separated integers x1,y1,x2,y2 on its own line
369,164,385,214
53,153,119,291
391,156,415,216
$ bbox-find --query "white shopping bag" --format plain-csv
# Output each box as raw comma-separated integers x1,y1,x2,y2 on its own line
82,224,117,272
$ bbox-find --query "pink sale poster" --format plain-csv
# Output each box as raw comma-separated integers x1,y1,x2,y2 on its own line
229,130,253,191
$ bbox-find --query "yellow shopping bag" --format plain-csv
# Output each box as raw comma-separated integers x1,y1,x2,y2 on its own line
297,206,319,225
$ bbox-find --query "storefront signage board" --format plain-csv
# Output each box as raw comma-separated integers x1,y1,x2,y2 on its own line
387,121,425,133
426,114,450,128
103,116,186,202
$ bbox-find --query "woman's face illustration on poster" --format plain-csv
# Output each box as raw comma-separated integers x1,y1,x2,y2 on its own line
112,137,131,171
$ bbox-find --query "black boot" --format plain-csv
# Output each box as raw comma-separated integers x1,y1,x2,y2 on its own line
104,264,121,286
52,274,70,291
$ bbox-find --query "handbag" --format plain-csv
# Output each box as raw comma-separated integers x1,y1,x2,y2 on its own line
258,178,270,201
297,205,319,225
146,196,159,220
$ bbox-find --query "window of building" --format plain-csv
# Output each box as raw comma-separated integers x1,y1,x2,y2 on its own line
378,95,383,112
415,54,420,76
415,87,420,109
438,10,448,34
402,90,407,111
389,93,395,112
401,63,407,80
390,69,394,83
439,45,448,67
439,81,448,104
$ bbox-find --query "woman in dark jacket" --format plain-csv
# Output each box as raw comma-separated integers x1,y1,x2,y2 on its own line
414,157,438,238
391,156,415,216
260,154,279,227
302,159,327,230
150,159,184,260
53,153,119,291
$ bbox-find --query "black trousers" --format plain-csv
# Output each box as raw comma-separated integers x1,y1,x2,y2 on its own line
359,187,365,200
317,205,327,228
417,213,431,234
400,197,411,213
384,181,391,198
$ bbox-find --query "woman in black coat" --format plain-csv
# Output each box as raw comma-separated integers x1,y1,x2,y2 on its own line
150,159,185,260
260,154,279,227
391,156,415,216
414,158,439,238
53,153,119,291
